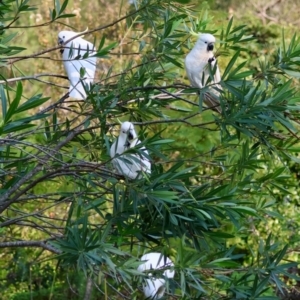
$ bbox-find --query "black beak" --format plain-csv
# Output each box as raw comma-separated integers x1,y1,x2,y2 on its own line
58,37,64,46
128,131,134,140
58,37,64,54
207,43,214,51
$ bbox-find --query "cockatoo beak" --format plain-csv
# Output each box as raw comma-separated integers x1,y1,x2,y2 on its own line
58,37,64,45
207,43,214,51
58,37,64,54
128,131,134,140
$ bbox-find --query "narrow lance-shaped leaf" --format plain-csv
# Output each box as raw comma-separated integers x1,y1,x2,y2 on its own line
0,84,7,120
59,0,69,14
55,0,61,14
15,95,50,113
222,50,241,79
5,81,22,123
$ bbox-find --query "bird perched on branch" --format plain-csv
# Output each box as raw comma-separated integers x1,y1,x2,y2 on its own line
110,121,151,180
185,32,222,113
137,252,175,299
58,30,97,100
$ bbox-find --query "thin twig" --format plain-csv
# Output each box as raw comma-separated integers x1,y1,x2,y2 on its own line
0,73,67,85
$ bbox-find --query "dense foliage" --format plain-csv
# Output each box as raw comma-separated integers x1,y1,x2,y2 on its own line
1,0,300,299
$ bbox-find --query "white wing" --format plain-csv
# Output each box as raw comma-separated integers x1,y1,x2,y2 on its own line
185,48,222,112
111,156,139,179
110,137,151,180
138,253,175,277
130,139,151,175
138,252,175,299
185,51,208,88
143,278,165,299
111,152,150,179
63,38,96,99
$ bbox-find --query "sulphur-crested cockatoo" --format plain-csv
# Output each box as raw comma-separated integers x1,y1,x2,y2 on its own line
110,121,151,180
58,30,97,100
185,33,222,113
137,252,175,299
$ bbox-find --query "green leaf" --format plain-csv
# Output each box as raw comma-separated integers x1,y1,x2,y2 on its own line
222,50,240,79
0,84,7,120
56,13,76,19
225,17,233,39
163,22,173,38
51,8,56,20
163,54,182,68
3,122,35,133
15,95,50,113
148,139,174,145
95,42,118,57
147,190,178,202
98,36,105,50
168,105,192,112
282,68,300,78
205,258,239,268
59,0,68,14
55,0,61,13
5,82,22,123
233,206,257,216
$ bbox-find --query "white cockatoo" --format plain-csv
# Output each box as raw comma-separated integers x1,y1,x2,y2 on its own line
58,30,97,100
137,252,175,299
110,121,151,180
185,33,222,113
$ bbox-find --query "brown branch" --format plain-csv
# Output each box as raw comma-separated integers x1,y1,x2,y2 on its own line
97,57,159,85
6,165,113,204
11,220,64,237
0,240,61,254
3,19,54,29
9,45,64,64
252,0,283,24
7,5,148,65
133,117,216,128
61,5,148,44
38,92,70,114
0,73,68,85
83,276,94,300
1,197,70,229
0,118,89,211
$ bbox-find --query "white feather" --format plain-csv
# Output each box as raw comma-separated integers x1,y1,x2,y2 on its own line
185,33,222,113
137,252,175,299
110,122,151,179
58,30,97,100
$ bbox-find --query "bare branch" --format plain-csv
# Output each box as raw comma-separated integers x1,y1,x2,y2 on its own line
0,117,90,210
83,276,94,300
0,73,68,86
0,240,61,254
6,5,148,65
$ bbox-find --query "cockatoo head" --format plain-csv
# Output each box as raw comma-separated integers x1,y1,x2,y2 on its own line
58,31,79,54
57,30,79,46
120,121,137,146
196,33,216,52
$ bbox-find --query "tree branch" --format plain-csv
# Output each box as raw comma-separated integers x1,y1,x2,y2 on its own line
0,73,68,85
0,240,61,254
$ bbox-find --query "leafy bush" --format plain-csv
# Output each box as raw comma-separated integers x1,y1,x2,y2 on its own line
1,0,300,299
